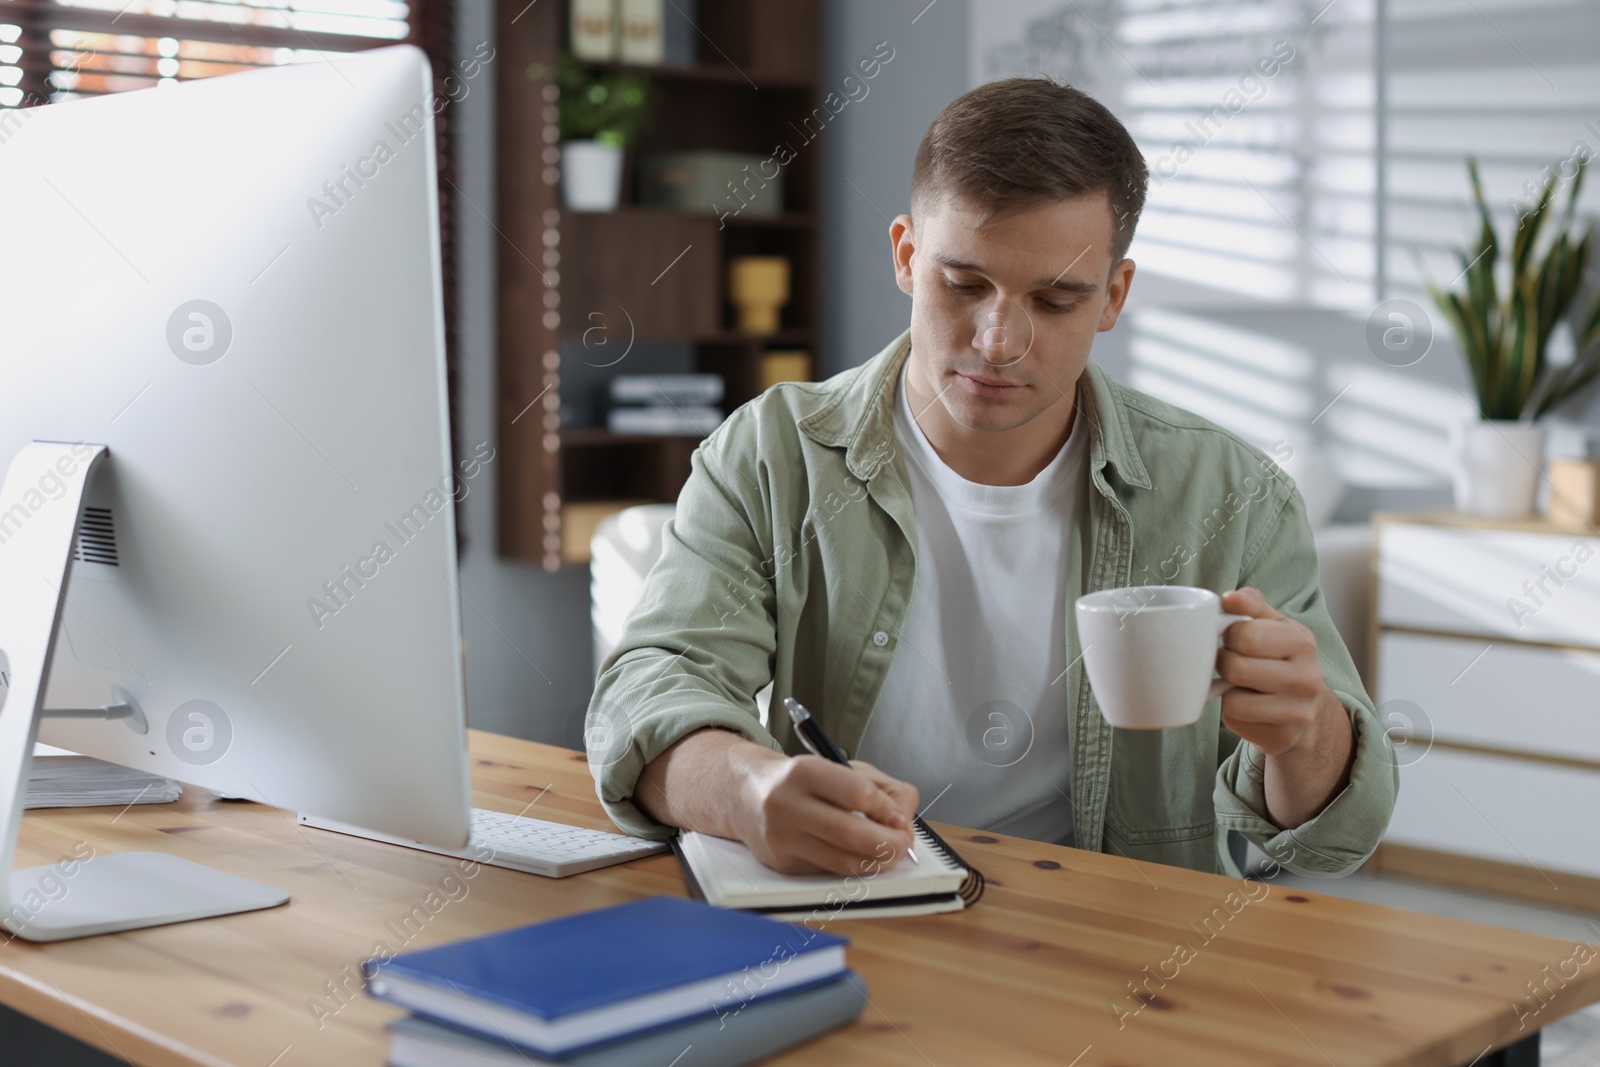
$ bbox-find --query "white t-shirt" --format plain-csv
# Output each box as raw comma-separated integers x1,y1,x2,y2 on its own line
854,364,1086,846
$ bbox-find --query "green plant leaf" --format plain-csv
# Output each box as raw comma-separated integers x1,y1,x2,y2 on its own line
1510,163,1557,280
1441,289,1490,415
1467,157,1497,254
1535,232,1568,355
1533,347,1600,419
1440,155,1598,421
1501,290,1523,418
1562,227,1594,320
1558,156,1588,236
1455,230,1499,407
553,54,655,145
1427,230,1497,415
1464,161,1500,316
1583,281,1600,352
1512,276,1540,418
1536,287,1600,417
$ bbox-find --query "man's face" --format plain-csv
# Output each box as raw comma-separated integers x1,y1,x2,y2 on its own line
891,192,1134,435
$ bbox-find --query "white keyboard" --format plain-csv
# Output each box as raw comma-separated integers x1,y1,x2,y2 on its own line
299,807,668,878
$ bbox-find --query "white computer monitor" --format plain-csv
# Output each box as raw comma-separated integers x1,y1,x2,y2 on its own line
0,45,473,939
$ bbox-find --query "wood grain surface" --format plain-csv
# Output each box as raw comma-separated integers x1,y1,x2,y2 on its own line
1,730,1595,1067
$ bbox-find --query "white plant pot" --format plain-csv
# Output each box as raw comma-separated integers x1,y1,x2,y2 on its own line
561,140,625,212
1450,419,1546,517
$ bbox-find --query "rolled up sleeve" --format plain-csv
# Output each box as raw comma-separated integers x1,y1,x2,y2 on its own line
1212,486,1399,877
587,430,783,839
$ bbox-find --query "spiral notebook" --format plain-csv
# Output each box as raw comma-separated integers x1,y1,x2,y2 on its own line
672,819,984,919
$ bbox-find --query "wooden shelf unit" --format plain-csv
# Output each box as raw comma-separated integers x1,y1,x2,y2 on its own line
496,0,822,569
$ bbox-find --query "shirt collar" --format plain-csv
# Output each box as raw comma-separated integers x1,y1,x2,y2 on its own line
797,327,1152,491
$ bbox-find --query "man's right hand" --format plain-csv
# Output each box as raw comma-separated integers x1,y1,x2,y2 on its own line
739,751,920,875
634,728,920,877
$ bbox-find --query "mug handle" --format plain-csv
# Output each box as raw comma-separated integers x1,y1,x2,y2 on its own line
1206,613,1253,700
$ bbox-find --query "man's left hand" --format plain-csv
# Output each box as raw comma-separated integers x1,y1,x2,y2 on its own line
1216,586,1355,829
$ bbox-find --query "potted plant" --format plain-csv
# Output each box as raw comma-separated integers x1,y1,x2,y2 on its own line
1420,156,1600,516
549,55,653,212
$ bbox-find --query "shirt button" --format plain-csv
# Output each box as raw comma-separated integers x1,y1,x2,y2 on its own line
872,631,889,647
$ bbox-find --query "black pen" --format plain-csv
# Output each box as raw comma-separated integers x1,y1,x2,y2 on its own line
783,696,918,865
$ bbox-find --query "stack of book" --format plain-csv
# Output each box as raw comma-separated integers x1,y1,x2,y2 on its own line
606,374,724,436
367,895,865,1067
26,743,182,809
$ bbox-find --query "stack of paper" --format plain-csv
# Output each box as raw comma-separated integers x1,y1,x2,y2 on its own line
26,743,182,809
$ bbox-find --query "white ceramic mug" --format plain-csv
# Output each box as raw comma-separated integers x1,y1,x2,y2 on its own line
1074,585,1250,730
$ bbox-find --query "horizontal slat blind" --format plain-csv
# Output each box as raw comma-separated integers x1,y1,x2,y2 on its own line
0,0,411,108
1383,0,1600,306
970,0,1379,311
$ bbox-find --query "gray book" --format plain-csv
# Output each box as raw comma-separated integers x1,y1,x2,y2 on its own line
607,406,722,436
385,972,867,1067
610,373,724,406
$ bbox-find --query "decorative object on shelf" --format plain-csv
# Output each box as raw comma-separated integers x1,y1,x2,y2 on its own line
552,54,654,212
1419,156,1600,518
728,255,790,335
639,150,783,220
759,350,812,392
617,0,665,65
569,0,616,60
562,141,625,211
1547,435,1600,531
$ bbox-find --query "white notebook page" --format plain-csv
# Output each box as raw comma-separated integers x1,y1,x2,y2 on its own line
678,828,964,910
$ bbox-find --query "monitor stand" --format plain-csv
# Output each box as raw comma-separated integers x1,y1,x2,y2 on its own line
0,441,289,941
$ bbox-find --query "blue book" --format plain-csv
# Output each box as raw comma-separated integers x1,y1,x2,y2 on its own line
364,896,848,1056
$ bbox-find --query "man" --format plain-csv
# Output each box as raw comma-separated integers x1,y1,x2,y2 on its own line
586,77,1396,879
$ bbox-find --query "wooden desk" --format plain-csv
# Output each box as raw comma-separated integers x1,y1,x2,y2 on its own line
1,730,1594,1067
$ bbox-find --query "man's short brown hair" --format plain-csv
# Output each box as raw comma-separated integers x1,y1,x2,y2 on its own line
910,77,1149,265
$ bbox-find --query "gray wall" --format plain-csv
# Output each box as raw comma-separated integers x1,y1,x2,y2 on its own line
818,0,972,377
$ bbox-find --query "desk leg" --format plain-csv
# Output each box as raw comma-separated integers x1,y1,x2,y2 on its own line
1470,1031,1539,1066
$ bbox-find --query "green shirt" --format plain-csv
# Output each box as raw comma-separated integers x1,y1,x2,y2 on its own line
587,328,1397,878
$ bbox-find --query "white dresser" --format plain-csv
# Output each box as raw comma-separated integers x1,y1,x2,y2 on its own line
1369,511,1600,908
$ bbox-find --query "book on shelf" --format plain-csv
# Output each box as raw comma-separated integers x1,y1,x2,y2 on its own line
609,373,724,406
569,0,616,60
617,0,664,66
607,406,722,435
